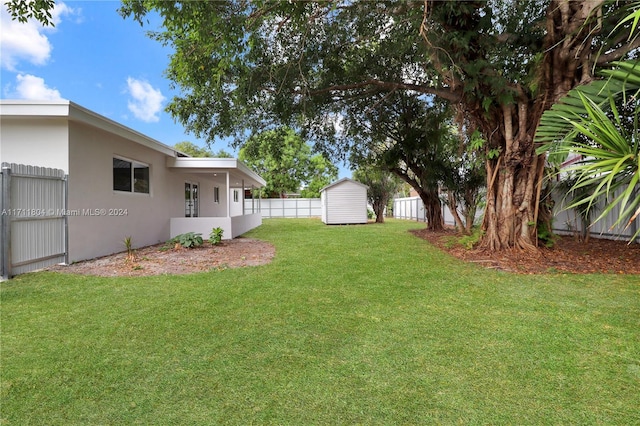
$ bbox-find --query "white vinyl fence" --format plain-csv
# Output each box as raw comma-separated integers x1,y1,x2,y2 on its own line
551,188,640,243
245,198,322,219
392,196,458,226
393,193,640,243
1,163,68,278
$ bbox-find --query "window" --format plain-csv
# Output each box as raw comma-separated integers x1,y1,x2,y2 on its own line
113,157,149,194
214,186,220,203
233,189,239,203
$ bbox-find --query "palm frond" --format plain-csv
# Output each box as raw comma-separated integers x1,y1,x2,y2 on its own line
535,60,640,151
539,82,640,242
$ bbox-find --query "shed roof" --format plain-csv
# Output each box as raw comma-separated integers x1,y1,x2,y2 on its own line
320,177,368,193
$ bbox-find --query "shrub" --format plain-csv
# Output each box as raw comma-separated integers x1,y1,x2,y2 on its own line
209,227,224,245
123,236,136,262
444,227,484,250
170,232,203,249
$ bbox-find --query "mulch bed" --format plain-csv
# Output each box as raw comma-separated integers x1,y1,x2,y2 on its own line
411,227,640,274
47,237,276,277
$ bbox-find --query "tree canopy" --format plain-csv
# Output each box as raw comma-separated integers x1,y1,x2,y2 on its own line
238,127,337,198
174,141,234,158
114,0,637,250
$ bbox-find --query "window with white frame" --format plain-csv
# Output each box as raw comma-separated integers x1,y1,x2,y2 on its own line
233,189,239,202
113,157,149,194
214,186,220,203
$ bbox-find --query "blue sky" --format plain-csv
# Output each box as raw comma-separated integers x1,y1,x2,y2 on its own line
1,1,349,177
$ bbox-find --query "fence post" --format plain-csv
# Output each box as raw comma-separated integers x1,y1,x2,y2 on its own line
2,166,12,279
63,174,69,265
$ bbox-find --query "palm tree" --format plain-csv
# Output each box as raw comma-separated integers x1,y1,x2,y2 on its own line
536,61,640,241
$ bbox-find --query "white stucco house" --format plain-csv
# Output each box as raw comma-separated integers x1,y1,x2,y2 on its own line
320,178,368,225
0,100,265,265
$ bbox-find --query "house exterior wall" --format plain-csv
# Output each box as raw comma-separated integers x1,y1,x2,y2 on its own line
1,101,265,266
321,180,368,225
196,176,229,218
0,118,69,171
67,121,182,261
67,125,255,261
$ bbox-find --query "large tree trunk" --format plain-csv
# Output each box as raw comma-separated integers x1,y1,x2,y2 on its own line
372,199,386,223
476,0,605,251
480,137,547,251
416,188,444,231
447,189,467,234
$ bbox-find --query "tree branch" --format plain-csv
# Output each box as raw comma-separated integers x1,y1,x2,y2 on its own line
307,79,462,102
596,37,640,64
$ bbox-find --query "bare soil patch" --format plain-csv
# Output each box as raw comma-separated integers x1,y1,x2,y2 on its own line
412,227,640,274
47,238,275,277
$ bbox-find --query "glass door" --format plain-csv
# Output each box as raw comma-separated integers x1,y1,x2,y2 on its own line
185,182,199,217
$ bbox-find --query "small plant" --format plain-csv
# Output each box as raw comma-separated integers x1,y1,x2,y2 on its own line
209,227,224,245
444,227,484,250
531,221,556,248
458,227,484,249
124,236,136,262
170,232,203,249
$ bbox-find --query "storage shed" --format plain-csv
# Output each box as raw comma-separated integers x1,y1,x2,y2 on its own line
320,178,369,225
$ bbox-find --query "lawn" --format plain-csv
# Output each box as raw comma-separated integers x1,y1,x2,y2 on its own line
1,218,639,424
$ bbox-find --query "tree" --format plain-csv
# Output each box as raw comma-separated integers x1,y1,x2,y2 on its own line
442,128,486,234
300,154,338,198
238,126,337,198
174,141,213,157
117,1,638,250
10,0,637,250
4,0,55,26
174,141,234,158
346,94,455,230
345,92,485,232
353,165,401,224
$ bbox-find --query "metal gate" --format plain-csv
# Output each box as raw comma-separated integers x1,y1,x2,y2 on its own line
1,163,68,279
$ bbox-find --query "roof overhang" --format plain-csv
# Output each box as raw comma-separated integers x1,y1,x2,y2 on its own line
166,157,266,188
0,100,178,157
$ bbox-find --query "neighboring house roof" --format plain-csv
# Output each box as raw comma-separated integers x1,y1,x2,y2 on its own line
320,177,368,192
0,99,264,188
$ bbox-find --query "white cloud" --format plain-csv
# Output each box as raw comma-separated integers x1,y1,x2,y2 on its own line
13,74,64,100
126,77,165,123
0,2,77,71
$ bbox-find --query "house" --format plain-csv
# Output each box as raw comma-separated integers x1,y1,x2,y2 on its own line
320,178,368,225
0,100,265,271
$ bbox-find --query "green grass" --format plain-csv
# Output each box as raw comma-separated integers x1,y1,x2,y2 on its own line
2,218,639,425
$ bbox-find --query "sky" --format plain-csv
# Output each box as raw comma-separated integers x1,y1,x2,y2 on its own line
0,1,350,177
